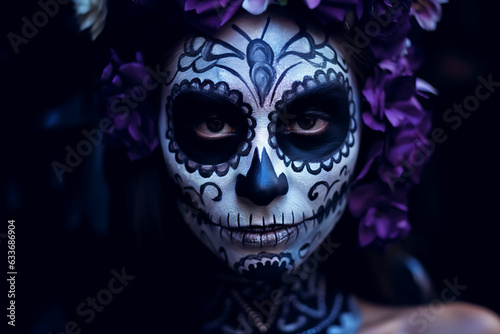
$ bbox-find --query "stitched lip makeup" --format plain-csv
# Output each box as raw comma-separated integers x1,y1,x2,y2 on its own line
194,210,316,248
220,223,304,247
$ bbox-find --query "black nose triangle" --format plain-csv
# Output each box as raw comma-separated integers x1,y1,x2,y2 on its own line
235,148,288,206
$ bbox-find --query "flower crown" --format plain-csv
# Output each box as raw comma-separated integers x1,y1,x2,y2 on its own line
90,0,446,246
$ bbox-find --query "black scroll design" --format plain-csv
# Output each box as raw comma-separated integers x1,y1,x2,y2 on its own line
171,34,258,105
276,20,348,72
174,174,222,205
308,180,340,202
177,35,245,73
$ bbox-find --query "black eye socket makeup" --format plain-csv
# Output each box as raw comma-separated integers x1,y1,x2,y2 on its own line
274,82,350,162
172,91,249,165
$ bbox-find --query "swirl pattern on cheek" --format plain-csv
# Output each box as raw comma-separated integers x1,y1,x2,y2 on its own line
165,78,256,178
268,68,357,175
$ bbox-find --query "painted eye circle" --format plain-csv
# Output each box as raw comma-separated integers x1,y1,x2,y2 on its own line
169,87,253,166
273,83,351,162
194,116,236,140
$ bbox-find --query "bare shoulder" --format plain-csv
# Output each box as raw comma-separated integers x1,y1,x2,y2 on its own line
354,296,500,334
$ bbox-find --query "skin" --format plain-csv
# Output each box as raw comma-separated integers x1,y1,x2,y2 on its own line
160,9,361,280
355,297,500,334
158,8,500,334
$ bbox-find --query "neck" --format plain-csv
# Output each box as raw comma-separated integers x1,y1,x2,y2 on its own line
198,261,361,334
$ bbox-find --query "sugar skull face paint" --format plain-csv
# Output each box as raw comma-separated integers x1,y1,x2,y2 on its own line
159,10,361,280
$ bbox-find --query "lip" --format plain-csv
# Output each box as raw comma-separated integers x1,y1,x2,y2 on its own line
192,208,320,248
220,223,304,248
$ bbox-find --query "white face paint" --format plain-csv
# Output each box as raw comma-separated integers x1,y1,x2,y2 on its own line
159,10,361,280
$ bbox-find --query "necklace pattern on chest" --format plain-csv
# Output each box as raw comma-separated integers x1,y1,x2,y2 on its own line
200,271,361,334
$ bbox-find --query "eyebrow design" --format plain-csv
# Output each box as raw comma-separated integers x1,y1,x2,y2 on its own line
169,17,348,107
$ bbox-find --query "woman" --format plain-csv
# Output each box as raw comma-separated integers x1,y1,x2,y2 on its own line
97,1,500,333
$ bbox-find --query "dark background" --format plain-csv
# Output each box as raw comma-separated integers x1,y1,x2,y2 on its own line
1,0,499,333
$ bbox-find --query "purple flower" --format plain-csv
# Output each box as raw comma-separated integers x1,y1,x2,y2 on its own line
101,51,159,160
381,120,432,186
358,205,410,246
411,0,447,31
242,0,271,15
357,50,435,205
354,119,431,192
349,182,410,246
362,56,429,133
179,0,365,33
369,0,412,59
363,62,411,131
181,0,244,32
305,0,364,24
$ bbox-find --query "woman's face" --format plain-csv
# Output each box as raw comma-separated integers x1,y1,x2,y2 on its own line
159,10,361,280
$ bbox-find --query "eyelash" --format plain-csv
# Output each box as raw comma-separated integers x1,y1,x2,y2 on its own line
282,111,332,136
194,116,236,140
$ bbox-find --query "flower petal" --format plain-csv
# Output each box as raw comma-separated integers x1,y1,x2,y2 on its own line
242,0,271,15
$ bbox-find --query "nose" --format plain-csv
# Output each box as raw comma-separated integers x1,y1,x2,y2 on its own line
235,148,288,206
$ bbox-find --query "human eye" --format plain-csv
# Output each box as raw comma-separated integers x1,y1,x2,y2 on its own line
274,83,351,161
194,115,236,140
283,110,330,136
170,90,249,164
